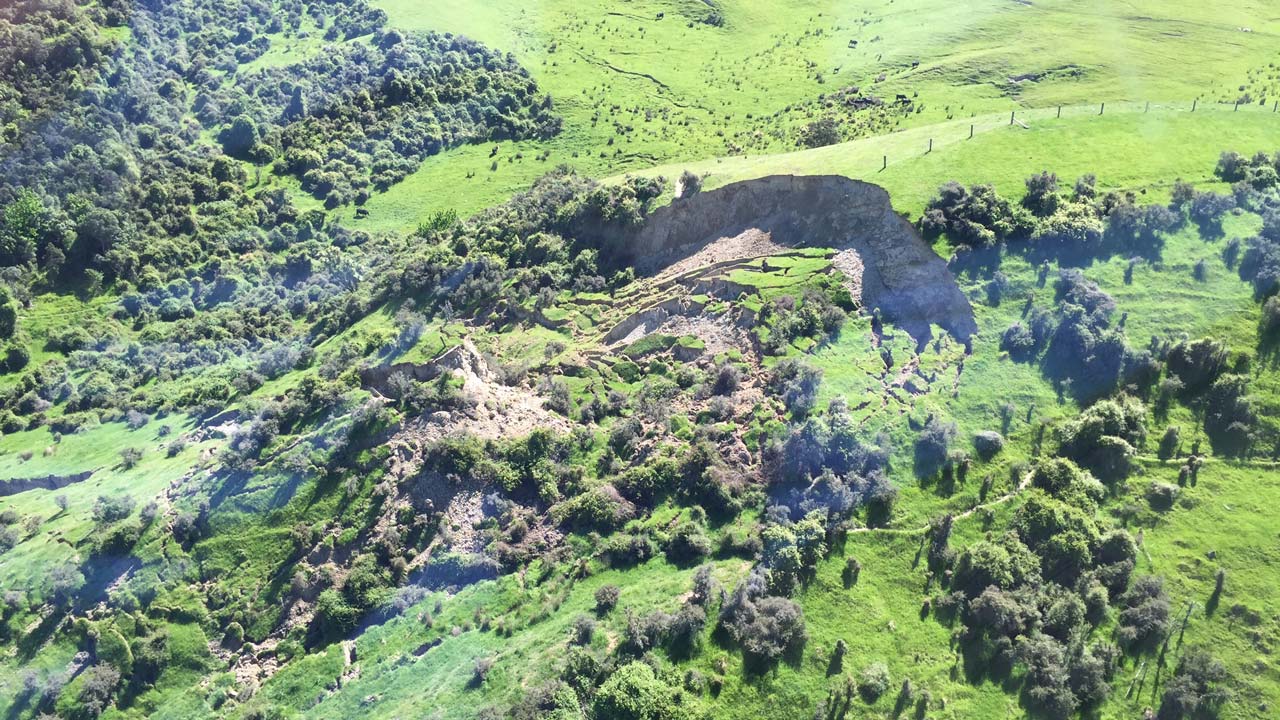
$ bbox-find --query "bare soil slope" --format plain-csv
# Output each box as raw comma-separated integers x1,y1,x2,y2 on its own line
622,175,977,342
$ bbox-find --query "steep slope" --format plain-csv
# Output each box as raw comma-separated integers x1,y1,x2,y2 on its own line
625,175,977,342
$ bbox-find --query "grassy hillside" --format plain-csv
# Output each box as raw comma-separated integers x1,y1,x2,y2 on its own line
627,104,1280,215
2,1,1280,720
354,0,1280,231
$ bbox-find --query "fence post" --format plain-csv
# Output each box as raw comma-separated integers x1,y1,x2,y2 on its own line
1010,111,1015,125
1192,98,1197,112
928,138,933,153
1057,105,1061,118
969,124,974,139
1099,102,1105,115
1234,100,1240,112
882,155,887,170
1145,101,1149,113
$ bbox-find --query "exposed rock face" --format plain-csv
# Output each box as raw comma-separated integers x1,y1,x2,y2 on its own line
602,297,705,345
619,175,976,342
359,341,493,398
360,339,570,451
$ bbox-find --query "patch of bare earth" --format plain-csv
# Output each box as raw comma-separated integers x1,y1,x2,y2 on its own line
650,313,754,357
831,248,866,305
651,227,788,283
385,340,571,482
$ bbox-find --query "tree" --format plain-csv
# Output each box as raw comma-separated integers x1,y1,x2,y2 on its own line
222,115,261,158
1012,491,1101,583
768,359,822,417
664,522,712,567
1016,633,1079,717
314,589,359,636
1074,174,1098,202
97,628,134,674
0,188,45,266
915,415,956,476
1057,399,1146,483
118,447,143,469
1262,296,1280,337
967,585,1039,638
125,409,149,430
48,563,85,606
953,537,1039,596
719,585,807,665
799,117,840,148
284,85,308,120
827,639,848,674
679,169,703,197
92,494,136,524
1023,171,1060,216
1158,426,1181,460
595,585,620,613
593,662,680,720
1166,338,1228,393
1117,576,1170,651
711,361,740,395
1158,649,1230,719
924,181,1034,247
0,287,17,340
858,662,891,701
973,430,1005,459
1094,529,1138,595
1068,643,1115,707
472,656,495,685
1033,202,1105,252
691,564,717,606
1214,151,1247,182
1188,191,1236,237
2,344,27,373
571,614,595,645
667,603,706,658
78,663,122,717
1001,322,1038,359
1202,373,1254,456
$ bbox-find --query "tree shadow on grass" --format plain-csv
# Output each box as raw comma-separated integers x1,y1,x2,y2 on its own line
4,690,35,720
739,640,806,680
946,243,1003,283
205,469,252,511
17,607,67,661
1254,324,1280,369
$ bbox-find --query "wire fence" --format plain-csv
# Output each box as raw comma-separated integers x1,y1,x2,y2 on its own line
877,99,1280,170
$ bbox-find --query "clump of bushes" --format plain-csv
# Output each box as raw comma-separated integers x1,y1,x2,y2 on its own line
717,572,808,666
973,430,1005,459
858,662,891,702
922,182,1033,247
594,585,620,613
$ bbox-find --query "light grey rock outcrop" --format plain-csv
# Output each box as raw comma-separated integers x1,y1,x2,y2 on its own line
618,175,976,343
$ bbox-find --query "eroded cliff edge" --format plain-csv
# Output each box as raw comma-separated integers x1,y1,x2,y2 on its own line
616,175,977,343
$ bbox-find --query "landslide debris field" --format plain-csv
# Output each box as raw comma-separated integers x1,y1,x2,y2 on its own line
1,1,1279,720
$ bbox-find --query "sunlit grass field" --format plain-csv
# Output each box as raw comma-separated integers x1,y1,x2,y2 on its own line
3,0,1279,717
